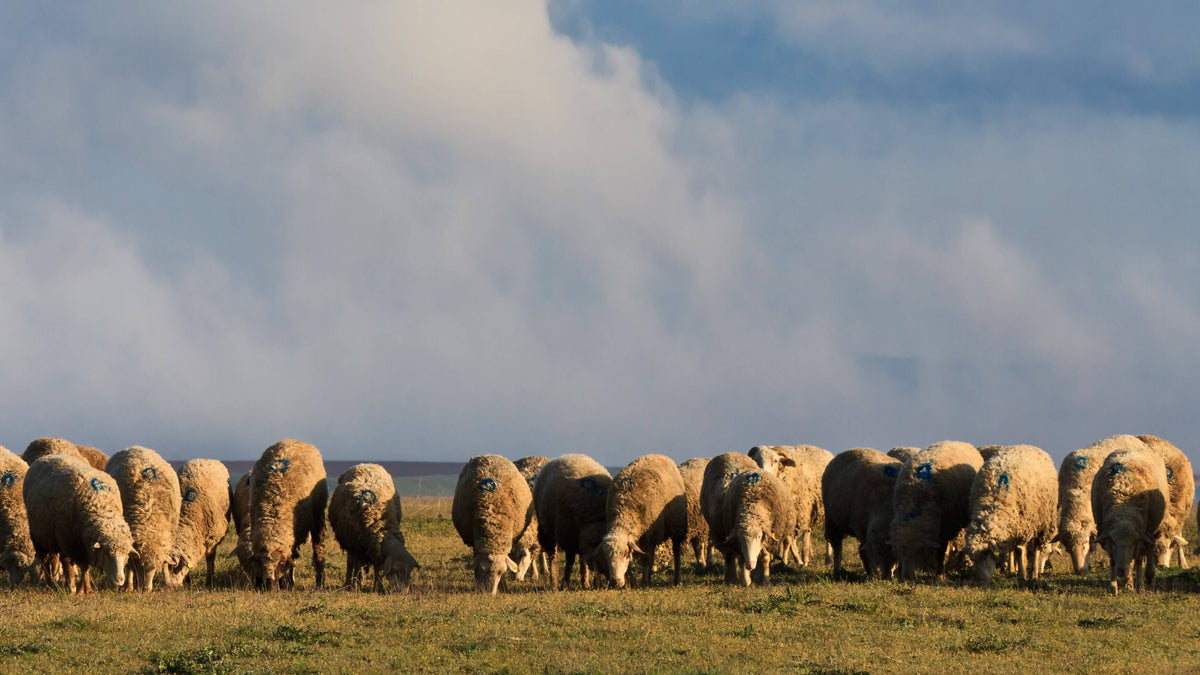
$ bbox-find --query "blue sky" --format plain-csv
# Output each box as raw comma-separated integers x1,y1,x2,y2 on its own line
1,1,1198,464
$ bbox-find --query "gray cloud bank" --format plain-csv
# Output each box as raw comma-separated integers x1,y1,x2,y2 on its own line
1,2,1197,463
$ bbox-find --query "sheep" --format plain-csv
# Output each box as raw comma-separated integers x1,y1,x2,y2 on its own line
0,450,36,585
452,454,532,594
977,445,1006,462
23,454,136,593
677,458,710,566
106,446,182,591
594,454,687,588
887,447,921,463
164,459,231,588
1137,435,1195,568
510,455,549,581
1058,434,1149,575
1092,448,1168,594
822,447,902,579
962,445,1058,583
328,463,419,593
723,468,793,586
231,472,257,585
22,437,83,464
75,446,110,471
249,439,328,590
701,452,760,583
890,440,984,581
533,454,611,590
749,445,832,566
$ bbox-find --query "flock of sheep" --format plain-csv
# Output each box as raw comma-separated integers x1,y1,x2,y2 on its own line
0,437,417,593
0,433,1191,596
453,434,1194,595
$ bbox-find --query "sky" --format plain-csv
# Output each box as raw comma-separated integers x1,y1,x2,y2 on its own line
1,1,1199,464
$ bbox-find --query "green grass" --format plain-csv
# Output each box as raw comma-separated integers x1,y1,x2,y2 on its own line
2,499,1200,672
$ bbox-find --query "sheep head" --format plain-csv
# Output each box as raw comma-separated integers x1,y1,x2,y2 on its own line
473,552,517,594
597,533,643,589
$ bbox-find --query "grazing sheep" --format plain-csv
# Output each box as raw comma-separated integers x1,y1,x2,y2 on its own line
0,450,35,585
1137,435,1195,568
75,446,110,471
822,448,902,579
329,463,419,593
510,455,549,581
701,452,760,583
250,439,328,590
231,472,257,585
595,454,687,588
24,455,136,593
1058,435,1149,575
962,445,1058,583
1092,448,1168,594
452,454,532,594
533,454,611,590
749,445,832,566
677,458,710,566
887,447,921,463
106,446,182,591
723,469,793,586
164,459,231,588
890,441,984,581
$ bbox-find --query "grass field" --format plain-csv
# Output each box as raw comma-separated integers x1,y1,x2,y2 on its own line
2,496,1200,673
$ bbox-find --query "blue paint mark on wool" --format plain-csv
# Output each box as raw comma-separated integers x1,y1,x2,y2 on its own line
727,471,740,481
182,487,198,503
268,459,290,473
142,467,158,481
1074,455,1088,471
1109,462,1124,477
745,472,760,485
882,465,899,479
996,472,1010,493
90,477,109,492
579,477,599,494
1168,467,1175,481
0,472,15,489
478,478,497,493
358,489,377,505
915,463,933,481
618,476,633,491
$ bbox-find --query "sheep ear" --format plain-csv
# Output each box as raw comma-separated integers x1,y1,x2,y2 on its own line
780,457,796,468
1050,533,1060,543
1174,535,1188,546
505,556,519,574
401,550,419,569
629,542,644,556
129,549,140,560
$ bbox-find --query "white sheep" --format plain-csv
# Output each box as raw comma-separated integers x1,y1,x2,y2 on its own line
329,463,419,592
595,454,687,588
1137,435,1195,568
0,450,35,585
164,459,231,588
723,468,793,586
700,452,760,584
748,445,831,566
890,441,984,581
533,454,611,590
822,447,902,579
452,454,532,594
1091,448,1168,594
231,471,257,585
510,455,549,581
106,446,182,591
962,445,1058,583
249,439,328,590
1058,434,1149,574
23,455,136,593
677,457,710,566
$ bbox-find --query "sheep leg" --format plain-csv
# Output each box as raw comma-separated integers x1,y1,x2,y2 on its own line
311,526,326,590
1015,545,1028,582
641,550,653,587
825,541,833,566
1177,544,1189,570
722,548,738,584
802,531,813,566
1145,555,1157,591
206,547,217,588
547,547,560,590
672,538,683,586
344,552,359,590
760,552,772,586
563,551,576,590
1133,557,1144,592
65,560,79,595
